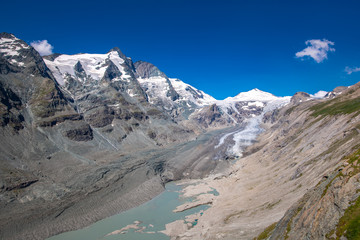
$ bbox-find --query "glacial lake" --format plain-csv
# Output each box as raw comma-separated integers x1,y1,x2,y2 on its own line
48,182,212,240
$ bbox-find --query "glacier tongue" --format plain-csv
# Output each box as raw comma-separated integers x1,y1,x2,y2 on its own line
231,97,290,156
214,94,291,157
230,116,263,156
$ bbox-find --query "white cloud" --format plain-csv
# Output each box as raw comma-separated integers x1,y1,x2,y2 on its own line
295,39,335,63
345,66,360,75
310,90,328,99
30,40,54,56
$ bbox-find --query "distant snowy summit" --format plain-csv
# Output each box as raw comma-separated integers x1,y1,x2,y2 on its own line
189,88,292,128
225,88,282,102
218,88,292,116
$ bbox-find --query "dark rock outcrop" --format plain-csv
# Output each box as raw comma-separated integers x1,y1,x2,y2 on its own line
135,60,180,101
84,105,115,128
63,123,93,141
325,86,348,99
134,60,167,78
192,104,230,128
290,91,311,104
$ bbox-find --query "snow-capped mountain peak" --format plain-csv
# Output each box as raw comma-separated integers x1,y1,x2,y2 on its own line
227,88,279,102
107,47,127,60
193,88,291,127
0,32,54,79
310,90,328,99
0,32,30,67
43,49,132,85
134,60,215,119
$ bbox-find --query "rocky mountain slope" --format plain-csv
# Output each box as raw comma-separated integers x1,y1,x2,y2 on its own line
261,82,360,240
135,60,216,120
162,82,360,240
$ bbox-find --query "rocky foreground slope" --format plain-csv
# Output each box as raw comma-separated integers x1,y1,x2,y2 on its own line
163,82,360,240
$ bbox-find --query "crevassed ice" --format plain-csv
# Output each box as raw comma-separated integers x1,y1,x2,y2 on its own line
229,97,291,156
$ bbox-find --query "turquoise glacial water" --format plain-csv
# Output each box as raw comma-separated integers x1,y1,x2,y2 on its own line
48,182,210,240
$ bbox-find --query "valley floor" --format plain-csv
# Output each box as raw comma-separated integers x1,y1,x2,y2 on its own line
1,126,244,240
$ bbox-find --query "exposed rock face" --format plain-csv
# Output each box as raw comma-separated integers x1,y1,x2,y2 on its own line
290,91,311,104
134,60,167,78
325,86,348,99
0,33,85,129
135,60,215,120
0,33,53,79
135,61,180,102
0,80,24,130
191,104,232,128
84,105,115,128
63,122,93,141
268,154,360,240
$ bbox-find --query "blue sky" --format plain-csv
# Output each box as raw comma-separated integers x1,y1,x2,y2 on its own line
1,0,360,99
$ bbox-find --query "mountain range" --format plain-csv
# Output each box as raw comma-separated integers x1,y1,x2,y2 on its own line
0,32,359,240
